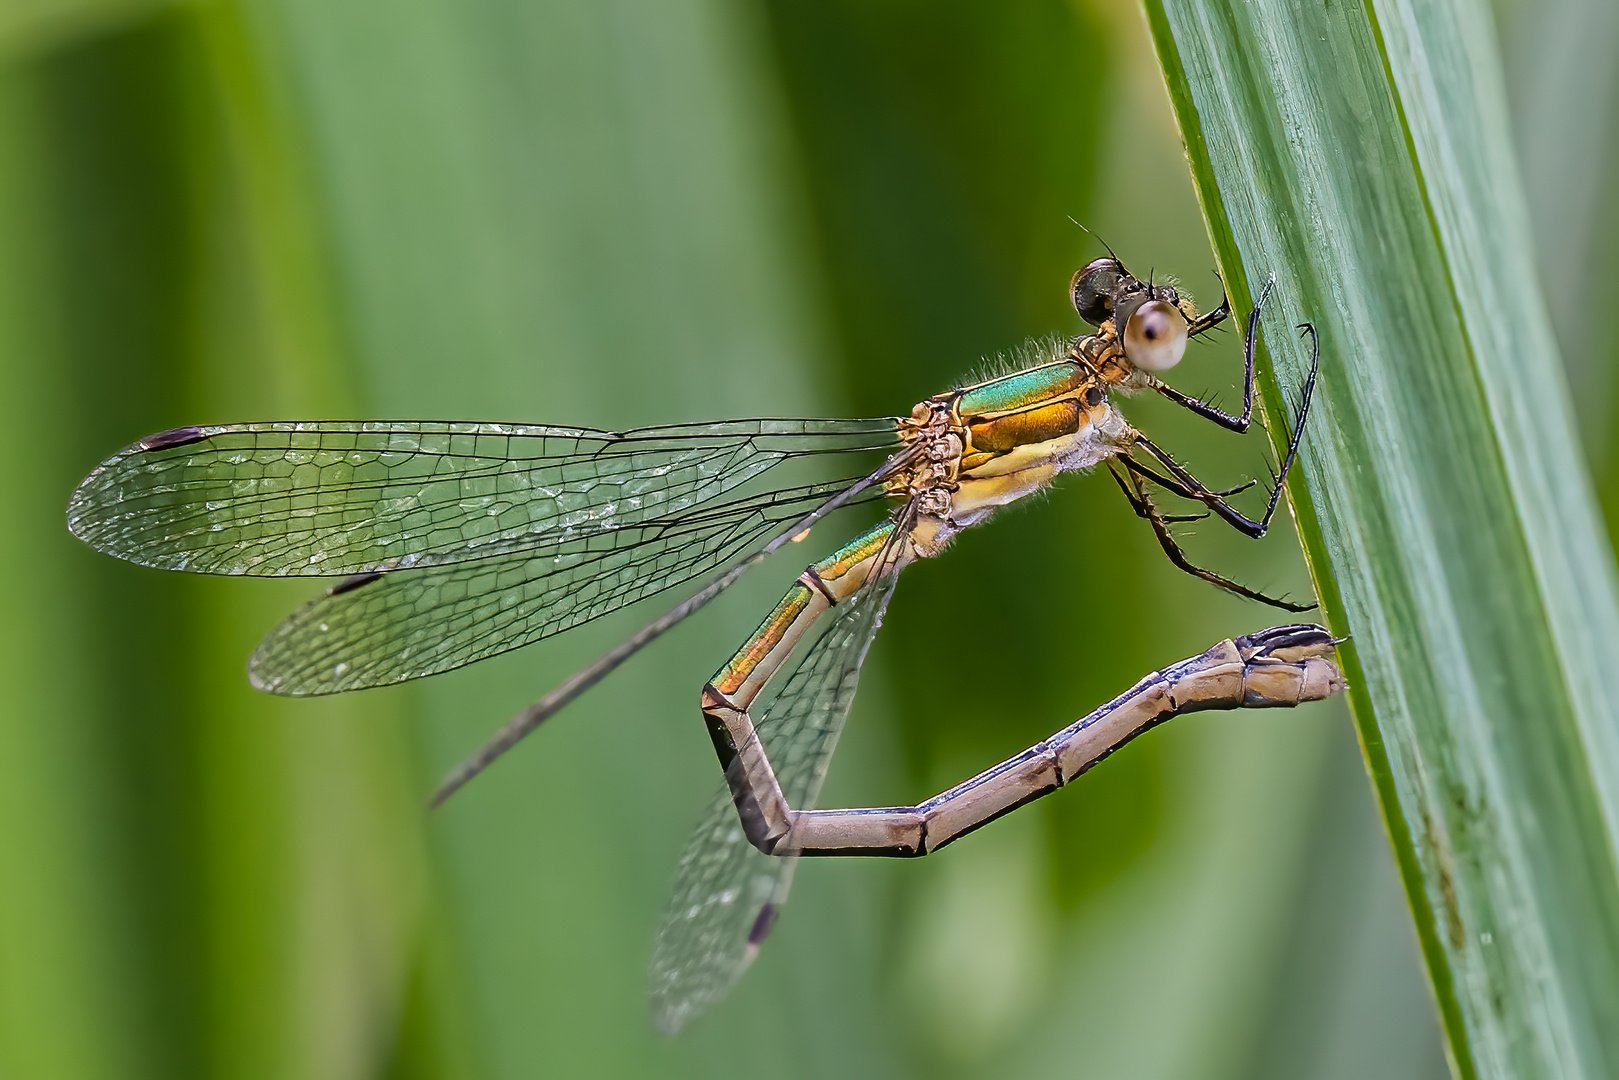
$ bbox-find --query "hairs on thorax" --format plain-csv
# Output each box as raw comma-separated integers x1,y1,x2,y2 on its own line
959,334,1069,388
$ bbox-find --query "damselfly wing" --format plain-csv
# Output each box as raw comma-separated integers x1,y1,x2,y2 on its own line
68,419,901,692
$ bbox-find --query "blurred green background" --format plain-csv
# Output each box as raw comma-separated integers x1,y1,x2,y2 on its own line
1,0,1613,1077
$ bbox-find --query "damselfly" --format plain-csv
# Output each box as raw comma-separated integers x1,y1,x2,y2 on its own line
67,256,1344,1032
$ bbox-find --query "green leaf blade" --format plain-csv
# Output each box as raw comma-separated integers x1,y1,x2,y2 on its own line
1146,2,1619,1076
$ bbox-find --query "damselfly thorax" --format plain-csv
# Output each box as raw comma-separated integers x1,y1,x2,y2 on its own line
888,360,1125,553
882,257,1269,564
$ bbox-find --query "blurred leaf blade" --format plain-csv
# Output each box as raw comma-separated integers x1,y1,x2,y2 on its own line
0,12,436,1079
1146,1,1619,1077
1498,0,1619,449
0,62,133,1080
0,0,173,63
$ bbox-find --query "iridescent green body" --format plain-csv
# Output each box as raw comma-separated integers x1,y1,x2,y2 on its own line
954,359,1088,414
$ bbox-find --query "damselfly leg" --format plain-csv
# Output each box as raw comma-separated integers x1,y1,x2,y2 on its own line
1155,276,1269,430
1129,319,1321,541
1108,312,1321,613
1108,461,1309,611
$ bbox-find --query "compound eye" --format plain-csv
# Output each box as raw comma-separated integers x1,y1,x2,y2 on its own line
1123,299,1189,371
1071,258,1125,325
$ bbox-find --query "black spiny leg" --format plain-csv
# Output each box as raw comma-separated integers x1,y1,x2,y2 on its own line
1156,275,1279,432
1108,464,1312,613
1187,291,1232,337
1123,455,1257,501
1131,321,1321,539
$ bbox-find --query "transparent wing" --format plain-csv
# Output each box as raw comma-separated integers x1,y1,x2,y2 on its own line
67,418,900,576
250,478,887,694
647,562,901,1035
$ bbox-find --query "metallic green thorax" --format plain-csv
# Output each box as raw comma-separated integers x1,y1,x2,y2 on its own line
953,361,1089,415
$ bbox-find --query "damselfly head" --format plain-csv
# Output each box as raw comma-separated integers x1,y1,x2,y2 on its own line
1071,256,1195,372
